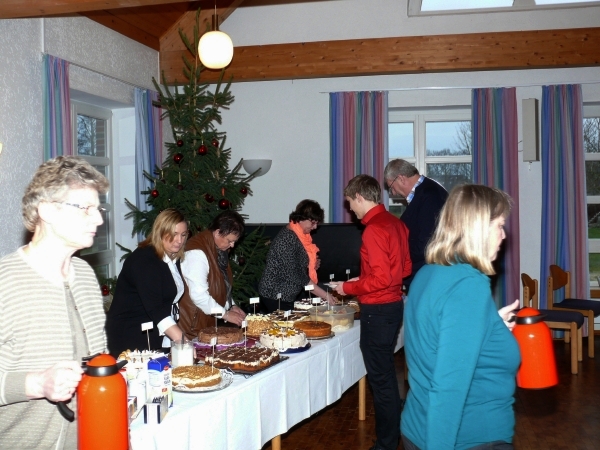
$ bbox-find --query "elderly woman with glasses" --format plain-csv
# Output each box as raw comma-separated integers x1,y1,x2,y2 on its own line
0,156,109,449
106,208,188,357
259,199,334,313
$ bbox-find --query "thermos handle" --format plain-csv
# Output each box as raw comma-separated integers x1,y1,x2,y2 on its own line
55,353,102,422
57,401,75,422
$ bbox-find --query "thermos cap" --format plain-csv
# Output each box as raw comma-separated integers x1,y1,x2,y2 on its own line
515,307,545,325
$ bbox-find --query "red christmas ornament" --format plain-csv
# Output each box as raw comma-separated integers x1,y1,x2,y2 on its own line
197,144,208,156
238,256,246,266
101,285,110,296
150,189,159,198
211,138,219,148
240,187,248,197
204,193,214,203
176,184,184,191
174,153,184,164
218,198,230,210
176,139,184,147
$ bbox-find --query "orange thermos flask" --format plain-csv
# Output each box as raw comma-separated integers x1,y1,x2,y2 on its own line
74,354,129,449
513,307,558,389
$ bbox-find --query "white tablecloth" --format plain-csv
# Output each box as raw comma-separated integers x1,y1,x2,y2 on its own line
130,322,404,450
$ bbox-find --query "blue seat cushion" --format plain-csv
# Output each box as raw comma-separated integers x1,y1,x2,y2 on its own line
540,309,585,327
554,299,600,316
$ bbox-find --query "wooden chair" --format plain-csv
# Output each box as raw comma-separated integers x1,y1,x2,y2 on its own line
548,265,600,358
522,273,583,374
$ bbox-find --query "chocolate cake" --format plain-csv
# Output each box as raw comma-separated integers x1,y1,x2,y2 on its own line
205,346,280,372
198,326,243,345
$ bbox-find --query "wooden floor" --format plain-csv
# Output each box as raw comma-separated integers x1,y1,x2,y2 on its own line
262,335,600,450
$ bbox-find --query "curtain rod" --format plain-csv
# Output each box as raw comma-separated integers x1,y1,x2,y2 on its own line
42,52,155,91
318,79,600,94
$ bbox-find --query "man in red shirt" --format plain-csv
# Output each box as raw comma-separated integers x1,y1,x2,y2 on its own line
334,174,412,450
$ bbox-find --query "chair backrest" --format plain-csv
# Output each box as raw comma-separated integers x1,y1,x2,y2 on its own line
521,273,539,309
548,264,571,306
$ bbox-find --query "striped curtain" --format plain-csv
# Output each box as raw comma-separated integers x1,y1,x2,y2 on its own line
539,84,589,306
329,91,388,223
135,88,163,214
43,54,73,160
472,87,520,308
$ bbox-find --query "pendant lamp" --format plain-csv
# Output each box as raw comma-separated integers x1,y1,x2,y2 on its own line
198,13,233,70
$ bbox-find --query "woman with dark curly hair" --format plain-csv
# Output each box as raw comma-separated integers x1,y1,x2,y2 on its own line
259,199,334,312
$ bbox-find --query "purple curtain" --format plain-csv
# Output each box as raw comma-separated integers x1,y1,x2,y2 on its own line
472,87,520,308
539,84,589,306
329,92,388,223
43,54,73,160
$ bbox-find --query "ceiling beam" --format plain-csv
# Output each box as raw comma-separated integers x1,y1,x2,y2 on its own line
0,0,194,19
82,10,161,50
159,27,600,85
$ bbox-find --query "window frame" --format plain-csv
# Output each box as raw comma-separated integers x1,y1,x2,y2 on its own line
71,101,115,278
584,104,600,287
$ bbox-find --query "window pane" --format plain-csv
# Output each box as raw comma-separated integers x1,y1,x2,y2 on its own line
389,200,407,219
426,163,472,192
426,121,472,156
584,117,600,154
80,212,110,255
590,254,600,285
421,0,512,11
77,114,107,157
587,162,600,196
93,265,109,281
92,165,109,204
389,123,414,158
589,204,600,239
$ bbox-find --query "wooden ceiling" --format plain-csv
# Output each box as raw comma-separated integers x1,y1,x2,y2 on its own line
1,0,599,85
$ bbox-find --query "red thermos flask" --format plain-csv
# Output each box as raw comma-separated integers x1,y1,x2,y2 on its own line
513,307,558,389
77,354,129,449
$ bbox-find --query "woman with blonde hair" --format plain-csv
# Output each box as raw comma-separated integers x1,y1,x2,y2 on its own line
401,184,520,450
106,208,188,356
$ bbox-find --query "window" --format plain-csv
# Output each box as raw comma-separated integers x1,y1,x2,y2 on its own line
584,105,600,287
72,101,114,279
388,109,472,217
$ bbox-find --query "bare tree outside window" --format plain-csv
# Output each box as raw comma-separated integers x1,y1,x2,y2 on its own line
584,116,600,282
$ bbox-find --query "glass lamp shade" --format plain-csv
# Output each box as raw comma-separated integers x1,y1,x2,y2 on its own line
242,159,272,177
198,31,234,69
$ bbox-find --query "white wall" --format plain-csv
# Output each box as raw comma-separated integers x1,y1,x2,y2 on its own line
0,17,157,262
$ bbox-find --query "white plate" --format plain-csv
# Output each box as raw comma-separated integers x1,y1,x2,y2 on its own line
172,370,233,393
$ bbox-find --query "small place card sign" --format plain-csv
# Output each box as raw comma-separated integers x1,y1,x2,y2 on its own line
250,296,259,314
346,269,350,280
284,310,290,318
312,297,320,304
211,307,222,330
305,284,314,291
283,310,290,331
330,274,334,281
242,320,247,350
141,321,153,351
210,337,217,369
277,293,282,311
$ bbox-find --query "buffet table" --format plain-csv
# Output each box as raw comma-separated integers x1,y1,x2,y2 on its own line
130,322,404,450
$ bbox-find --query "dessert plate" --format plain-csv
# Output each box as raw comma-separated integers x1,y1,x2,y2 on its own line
173,370,233,393
307,332,335,341
280,342,311,354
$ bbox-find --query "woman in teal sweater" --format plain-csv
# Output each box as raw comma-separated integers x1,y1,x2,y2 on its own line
401,185,521,450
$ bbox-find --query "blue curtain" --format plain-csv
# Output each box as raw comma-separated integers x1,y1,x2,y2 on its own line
472,88,520,308
43,54,72,160
539,84,589,306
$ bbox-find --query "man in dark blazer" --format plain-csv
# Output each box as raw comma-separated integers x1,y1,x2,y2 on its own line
384,159,448,290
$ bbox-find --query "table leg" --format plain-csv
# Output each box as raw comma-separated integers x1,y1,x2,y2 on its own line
271,435,281,450
358,376,366,420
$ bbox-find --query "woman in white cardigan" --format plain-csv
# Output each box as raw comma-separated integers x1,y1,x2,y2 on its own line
0,156,108,450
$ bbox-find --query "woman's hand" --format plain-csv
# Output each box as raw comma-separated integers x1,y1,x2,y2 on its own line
333,281,346,296
498,299,520,331
224,306,246,326
26,361,83,401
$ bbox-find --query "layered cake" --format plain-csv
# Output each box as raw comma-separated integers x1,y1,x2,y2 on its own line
172,365,221,388
245,314,273,336
294,298,326,310
205,347,280,372
268,310,309,328
293,320,332,338
198,326,243,345
259,327,307,351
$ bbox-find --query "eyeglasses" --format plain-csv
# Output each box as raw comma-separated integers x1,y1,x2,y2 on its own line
53,202,107,216
387,174,401,194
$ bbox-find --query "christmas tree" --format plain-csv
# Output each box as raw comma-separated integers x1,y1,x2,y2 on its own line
123,10,268,306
